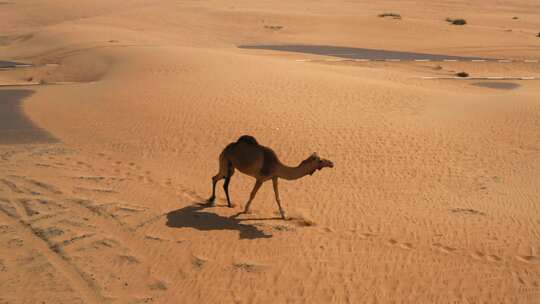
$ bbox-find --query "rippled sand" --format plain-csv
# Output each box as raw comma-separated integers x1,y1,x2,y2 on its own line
1,0,539,303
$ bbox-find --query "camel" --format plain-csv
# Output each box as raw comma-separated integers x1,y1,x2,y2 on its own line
207,135,334,219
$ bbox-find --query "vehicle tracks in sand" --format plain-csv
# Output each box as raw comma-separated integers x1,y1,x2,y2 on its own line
0,146,185,302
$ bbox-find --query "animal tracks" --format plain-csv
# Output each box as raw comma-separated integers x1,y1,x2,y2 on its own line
432,242,457,254
516,255,540,264
3,142,536,302
387,238,413,250
470,250,502,262
352,230,535,267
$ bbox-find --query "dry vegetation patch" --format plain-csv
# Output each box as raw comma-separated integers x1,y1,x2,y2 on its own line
378,12,401,19
446,18,467,25
264,25,283,31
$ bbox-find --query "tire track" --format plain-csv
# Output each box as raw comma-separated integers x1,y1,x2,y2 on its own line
0,204,104,304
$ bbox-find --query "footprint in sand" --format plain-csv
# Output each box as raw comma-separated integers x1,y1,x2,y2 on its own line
471,251,485,260
114,254,140,266
387,238,413,250
399,242,413,250
487,254,501,262
432,243,456,254
233,261,265,273
191,255,208,269
516,255,539,264
0,259,6,272
144,235,169,242
148,280,167,291
357,232,375,239
471,251,502,262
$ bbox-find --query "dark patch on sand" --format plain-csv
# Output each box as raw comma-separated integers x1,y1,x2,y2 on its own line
238,45,494,61
450,208,486,216
0,89,58,144
0,60,32,69
471,82,521,90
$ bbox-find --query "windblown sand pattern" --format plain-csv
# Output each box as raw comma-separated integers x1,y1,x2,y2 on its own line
0,0,539,303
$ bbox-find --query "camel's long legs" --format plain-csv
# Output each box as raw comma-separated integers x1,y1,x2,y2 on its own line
208,174,221,204
223,167,235,207
208,155,230,204
243,179,263,213
272,177,286,219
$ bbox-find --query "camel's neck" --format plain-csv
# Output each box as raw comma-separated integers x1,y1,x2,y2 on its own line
275,162,314,180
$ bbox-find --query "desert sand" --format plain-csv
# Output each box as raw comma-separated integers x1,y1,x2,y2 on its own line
1,0,539,303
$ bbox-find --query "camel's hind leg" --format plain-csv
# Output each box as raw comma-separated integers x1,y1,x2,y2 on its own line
207,155,230,205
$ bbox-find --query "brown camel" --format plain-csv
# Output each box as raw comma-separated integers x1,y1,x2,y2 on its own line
207,135,334,219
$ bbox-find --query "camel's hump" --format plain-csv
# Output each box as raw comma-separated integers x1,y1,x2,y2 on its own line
237,135,258,145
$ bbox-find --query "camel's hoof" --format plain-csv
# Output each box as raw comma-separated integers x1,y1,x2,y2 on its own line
227,203,236,208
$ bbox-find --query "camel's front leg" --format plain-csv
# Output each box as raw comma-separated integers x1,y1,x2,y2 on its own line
272,177,286,219
242,179,263,214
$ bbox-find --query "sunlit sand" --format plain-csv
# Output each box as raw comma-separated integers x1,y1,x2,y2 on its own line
1,0,539,303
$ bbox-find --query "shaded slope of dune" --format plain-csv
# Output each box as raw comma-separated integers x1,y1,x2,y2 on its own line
0,89,57,144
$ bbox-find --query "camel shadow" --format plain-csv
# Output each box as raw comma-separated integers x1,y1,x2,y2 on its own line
165,203,272,240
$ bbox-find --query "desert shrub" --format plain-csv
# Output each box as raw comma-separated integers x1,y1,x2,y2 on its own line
264,25,283,31
446,18,467,25
378,12,401,19
456,72,469,77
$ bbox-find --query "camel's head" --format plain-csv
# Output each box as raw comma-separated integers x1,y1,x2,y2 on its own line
302,152,334,175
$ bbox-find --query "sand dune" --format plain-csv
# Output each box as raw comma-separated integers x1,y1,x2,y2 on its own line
1,0,539,303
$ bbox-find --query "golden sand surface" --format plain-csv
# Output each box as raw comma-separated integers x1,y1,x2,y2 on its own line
0,1,539,303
